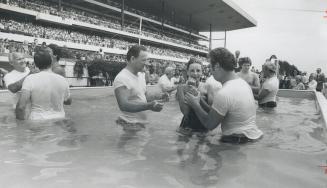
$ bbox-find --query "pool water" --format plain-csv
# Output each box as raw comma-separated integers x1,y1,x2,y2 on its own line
0,91,326,188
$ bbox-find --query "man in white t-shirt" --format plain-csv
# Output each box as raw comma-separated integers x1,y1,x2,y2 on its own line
4,53,31,108
15,50,72,120
113,45,165,130
253,61,279,108
184,48,263,143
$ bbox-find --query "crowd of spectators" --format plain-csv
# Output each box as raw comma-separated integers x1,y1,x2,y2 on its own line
5,0,208,51
1,17,207,60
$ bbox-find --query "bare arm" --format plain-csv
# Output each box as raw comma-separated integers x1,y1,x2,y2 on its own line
254,89,270,101
115,86,162,112
185,93,224,130
177,85,190,115
252,73,260,88
7,76,26,93
15,89,31,120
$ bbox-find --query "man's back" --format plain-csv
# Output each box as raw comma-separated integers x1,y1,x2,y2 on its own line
22,71,70,120
212,78,262,139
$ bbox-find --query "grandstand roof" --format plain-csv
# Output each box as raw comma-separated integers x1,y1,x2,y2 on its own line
121,0,257,32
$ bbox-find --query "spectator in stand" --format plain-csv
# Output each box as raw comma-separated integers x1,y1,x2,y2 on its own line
315,68,325,92
294,75,305,90
307,74,317,91
301,72,309,85
289,70,298,89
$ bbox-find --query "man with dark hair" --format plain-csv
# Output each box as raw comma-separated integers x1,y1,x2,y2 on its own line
185,47,263,143
113,45,165,130
15,50,71,120
237,57,260,88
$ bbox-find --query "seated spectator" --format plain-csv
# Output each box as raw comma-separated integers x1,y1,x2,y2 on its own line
294,75,305,90
253,61,279,108
15,49,72,120
307,74,317,91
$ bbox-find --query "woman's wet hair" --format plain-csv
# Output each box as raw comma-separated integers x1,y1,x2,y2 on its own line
186,57,202,70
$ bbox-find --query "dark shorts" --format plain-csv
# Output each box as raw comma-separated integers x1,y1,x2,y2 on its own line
220,134,260,144
259,101,277,108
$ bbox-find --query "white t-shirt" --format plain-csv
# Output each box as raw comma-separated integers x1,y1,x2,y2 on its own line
259,76,279,104
4,67,30,108
22,70,70,120
202,76,222,96
157,74,175,93
307,80,317,91
212,78,263,139
113,68,148,124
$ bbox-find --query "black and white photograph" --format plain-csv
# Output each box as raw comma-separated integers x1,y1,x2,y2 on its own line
0,0,326,187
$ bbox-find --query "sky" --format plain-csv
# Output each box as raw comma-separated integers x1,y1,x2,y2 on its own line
200,0,327,74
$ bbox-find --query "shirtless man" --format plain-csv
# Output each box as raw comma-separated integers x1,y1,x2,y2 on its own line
237,57,260,89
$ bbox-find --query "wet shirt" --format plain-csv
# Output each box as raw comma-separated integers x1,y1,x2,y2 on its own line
22,70,70,120
113,68,148,124
4,67,30,108
259,76,279,104
212,78,263,139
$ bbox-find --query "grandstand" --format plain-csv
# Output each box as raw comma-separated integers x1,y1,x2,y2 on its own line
0,0,256,86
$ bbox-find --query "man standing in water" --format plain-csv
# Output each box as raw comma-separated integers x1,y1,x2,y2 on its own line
237,57,260,89
4,53,34,108
114,45,164,130
16,50,72,120
184,48,263,143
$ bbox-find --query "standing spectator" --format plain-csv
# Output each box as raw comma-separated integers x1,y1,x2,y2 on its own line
307,74,317,91
234,50,241,72
315,68,325,92
294,75,305,90
301,72,309,85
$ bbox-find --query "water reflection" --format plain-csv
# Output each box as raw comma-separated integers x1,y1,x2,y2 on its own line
175,134,243,186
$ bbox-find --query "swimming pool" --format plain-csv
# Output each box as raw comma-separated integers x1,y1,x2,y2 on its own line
0,88,326,188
